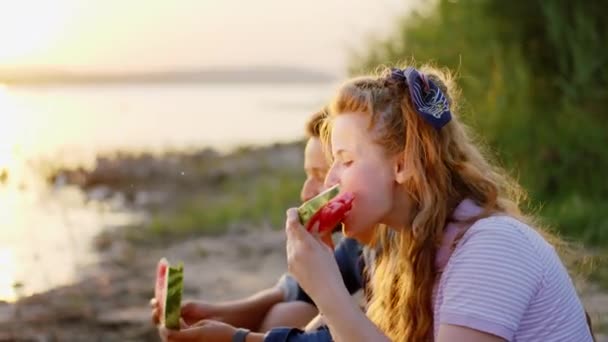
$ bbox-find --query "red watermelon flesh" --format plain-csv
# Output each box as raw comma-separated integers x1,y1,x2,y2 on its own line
155,258,168,320
305,191,355,234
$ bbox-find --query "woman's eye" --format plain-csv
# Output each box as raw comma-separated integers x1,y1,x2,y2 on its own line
343,160,353,166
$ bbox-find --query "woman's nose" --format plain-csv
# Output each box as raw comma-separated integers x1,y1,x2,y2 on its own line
324,164,340,189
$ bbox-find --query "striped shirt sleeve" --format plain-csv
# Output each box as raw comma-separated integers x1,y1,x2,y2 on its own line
438,217,544,341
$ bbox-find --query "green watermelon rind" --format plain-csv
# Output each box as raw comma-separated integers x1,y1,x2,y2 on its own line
164,263,184,330
297,184,340,226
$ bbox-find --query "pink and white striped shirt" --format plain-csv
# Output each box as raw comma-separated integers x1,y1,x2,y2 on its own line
431,199,593,341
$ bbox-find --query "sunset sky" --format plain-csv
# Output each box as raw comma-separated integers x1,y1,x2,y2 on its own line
0,1,433,303
0,0,435,304
0,0,422,75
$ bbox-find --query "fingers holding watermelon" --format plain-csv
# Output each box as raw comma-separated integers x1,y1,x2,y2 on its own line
151,298,160,325
151,298,217,328
159,319,238,342
285,207,348,306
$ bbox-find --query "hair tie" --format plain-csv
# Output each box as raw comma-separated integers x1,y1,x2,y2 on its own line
390,67,452,130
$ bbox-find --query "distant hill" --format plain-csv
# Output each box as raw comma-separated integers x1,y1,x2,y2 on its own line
0,66,337,85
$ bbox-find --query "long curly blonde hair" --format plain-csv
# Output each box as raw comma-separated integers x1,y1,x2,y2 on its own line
322,63,570,341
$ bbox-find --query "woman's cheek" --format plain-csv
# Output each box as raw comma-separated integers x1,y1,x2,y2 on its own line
342,163,368,191
337,167,354,192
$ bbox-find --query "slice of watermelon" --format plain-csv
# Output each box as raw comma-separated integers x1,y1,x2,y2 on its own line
155,258,184,330
297,184,354,235
297,184,341,225
304,192,354,234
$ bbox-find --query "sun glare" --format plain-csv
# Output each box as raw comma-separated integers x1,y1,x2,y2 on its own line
0,1,74,64
0,85,19,172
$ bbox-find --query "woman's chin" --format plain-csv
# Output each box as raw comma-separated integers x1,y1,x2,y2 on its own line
341,222,355,236
341,223,367,243
341,216,355,234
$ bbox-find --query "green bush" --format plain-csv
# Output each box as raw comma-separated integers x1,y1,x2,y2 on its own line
133,169,303,242
350,0,608,246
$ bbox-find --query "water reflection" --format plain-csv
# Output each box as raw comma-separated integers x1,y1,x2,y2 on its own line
0,248,17,302
0,180,138,302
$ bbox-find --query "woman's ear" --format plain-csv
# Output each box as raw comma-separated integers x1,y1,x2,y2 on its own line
393,153,408,185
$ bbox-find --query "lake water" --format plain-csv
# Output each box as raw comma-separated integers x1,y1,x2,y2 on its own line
0,81,337,301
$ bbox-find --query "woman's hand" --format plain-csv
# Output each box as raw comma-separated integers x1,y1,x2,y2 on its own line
284,208,347,305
